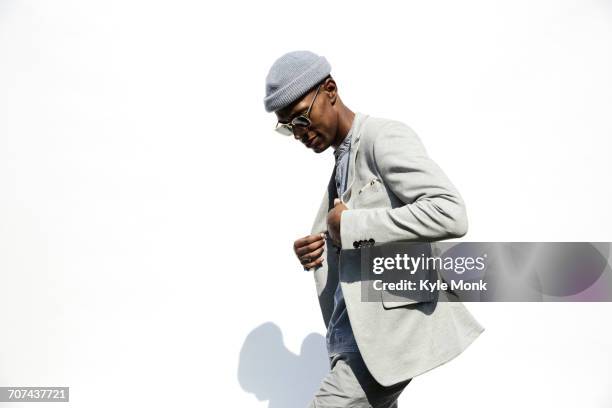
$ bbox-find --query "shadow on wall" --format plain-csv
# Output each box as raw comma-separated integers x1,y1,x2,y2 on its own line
238,322,329,408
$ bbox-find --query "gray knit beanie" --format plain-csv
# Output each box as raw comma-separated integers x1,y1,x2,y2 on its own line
263,50,331,113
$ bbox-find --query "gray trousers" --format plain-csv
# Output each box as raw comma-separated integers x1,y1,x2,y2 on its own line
308,352,411,408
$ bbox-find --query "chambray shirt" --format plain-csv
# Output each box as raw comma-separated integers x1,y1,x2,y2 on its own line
326,130,359,355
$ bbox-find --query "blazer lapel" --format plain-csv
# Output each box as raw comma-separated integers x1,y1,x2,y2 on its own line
311,113,368,232
341,113,367,203
310,165,337,235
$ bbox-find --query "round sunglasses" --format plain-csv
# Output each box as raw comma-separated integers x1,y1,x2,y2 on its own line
274,85,322,136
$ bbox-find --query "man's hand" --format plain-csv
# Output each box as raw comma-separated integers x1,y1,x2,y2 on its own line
327,198,348,247
293,233,326,270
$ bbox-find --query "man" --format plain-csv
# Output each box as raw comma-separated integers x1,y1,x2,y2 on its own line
263,50,484,408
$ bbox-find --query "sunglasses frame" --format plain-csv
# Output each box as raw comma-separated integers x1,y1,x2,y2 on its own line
274,84,322,136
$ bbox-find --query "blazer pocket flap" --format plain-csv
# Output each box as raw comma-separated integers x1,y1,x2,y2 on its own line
378,249,437,309
357,177,382,195
380,286,435,309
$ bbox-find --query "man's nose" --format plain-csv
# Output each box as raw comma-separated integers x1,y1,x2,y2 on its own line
293,127,308,141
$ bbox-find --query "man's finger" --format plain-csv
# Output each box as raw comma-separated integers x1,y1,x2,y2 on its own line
299,246,325,265
294,233,325,249
295,238,325,256
303,256,324,270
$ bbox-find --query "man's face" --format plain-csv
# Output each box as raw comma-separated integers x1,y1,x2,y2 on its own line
274,79,339,153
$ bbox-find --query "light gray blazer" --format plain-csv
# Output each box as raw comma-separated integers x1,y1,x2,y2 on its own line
308,113,484,386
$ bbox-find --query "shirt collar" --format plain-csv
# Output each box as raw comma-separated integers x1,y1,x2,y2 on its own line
334,114,359,159
334,133,352,159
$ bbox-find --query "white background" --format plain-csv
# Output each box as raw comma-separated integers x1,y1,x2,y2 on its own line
1,0,612,407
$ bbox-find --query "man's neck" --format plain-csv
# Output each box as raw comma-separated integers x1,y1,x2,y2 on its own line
332,108,356,150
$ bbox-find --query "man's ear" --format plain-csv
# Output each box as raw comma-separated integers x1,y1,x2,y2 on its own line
323,77,338,106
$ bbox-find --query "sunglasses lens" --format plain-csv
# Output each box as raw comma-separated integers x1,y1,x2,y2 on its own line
275,123,294,136
292,116,311,128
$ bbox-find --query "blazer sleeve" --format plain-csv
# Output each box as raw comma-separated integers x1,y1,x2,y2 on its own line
339,121,468,250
